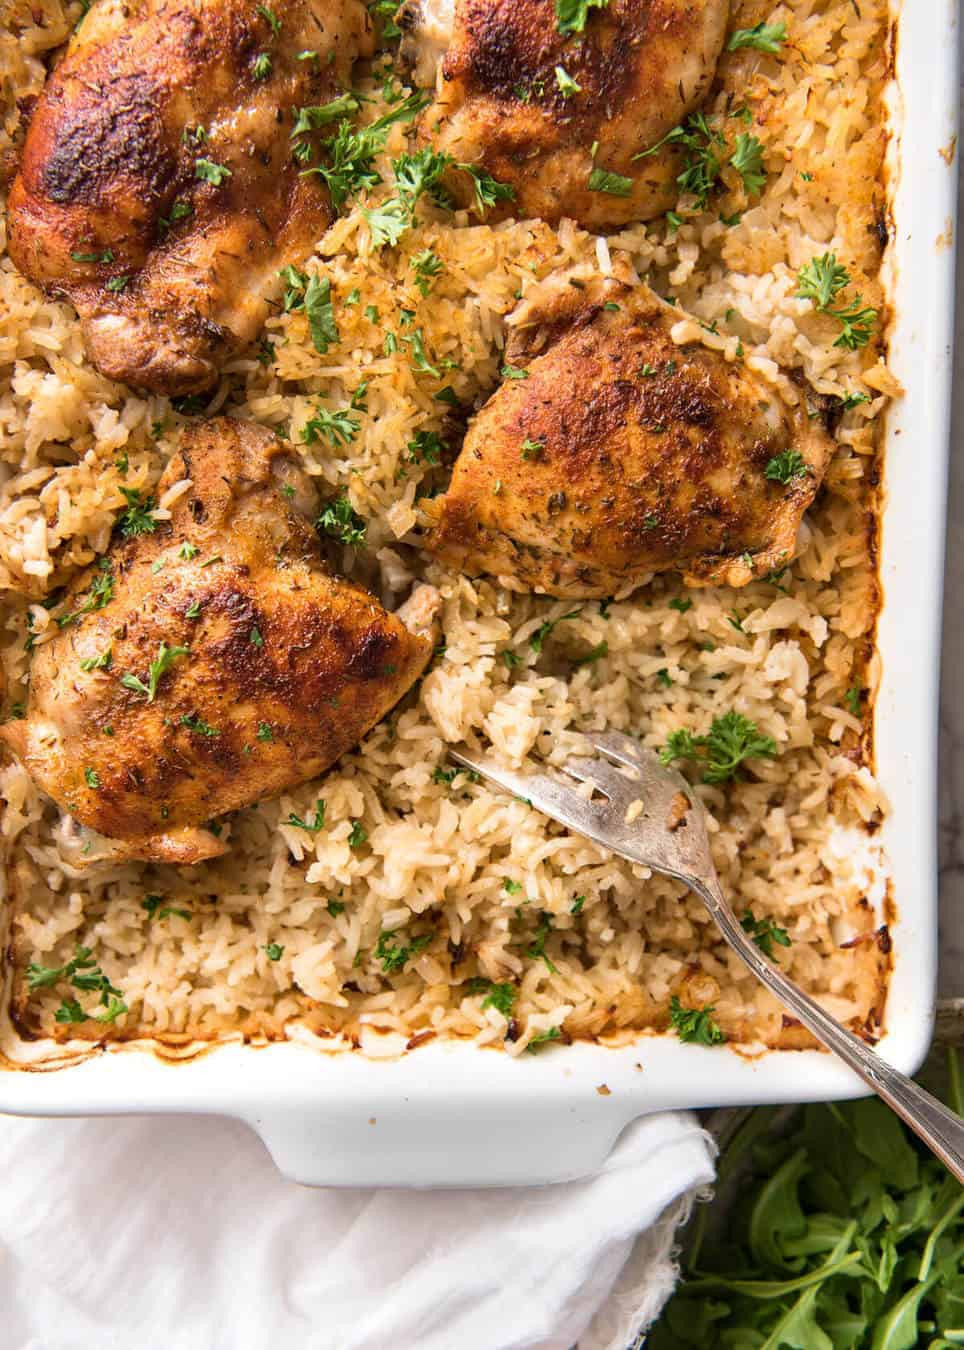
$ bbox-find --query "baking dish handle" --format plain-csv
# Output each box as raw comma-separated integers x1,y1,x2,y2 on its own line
242,1096,633,1189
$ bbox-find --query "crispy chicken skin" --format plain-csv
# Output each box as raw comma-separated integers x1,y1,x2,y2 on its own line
7,0,373,394
402,0,729,229
423,276,835,596
0,419,437,864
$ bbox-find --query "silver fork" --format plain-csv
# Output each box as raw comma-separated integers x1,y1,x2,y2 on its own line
450,730,964,1183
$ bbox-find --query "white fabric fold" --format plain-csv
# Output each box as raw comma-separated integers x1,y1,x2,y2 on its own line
0,1109,714,1350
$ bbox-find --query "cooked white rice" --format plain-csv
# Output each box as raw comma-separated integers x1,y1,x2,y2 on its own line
0,0,896,1058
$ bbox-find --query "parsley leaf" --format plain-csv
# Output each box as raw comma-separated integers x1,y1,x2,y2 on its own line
284,798,326,832
668,995,725,1045
57,560,114,627
727,20,787,51
730,133,766,195
303,275,338,354
555,0,609,35
302,403,360,448
265,942,284,961
347,821,368,849
796,253,878,349
374,930,432,974
660,711,778,784
117,487,157,537
466,979,517,1017
530,608,581,653
458,163,516,213
194,157,232,185
587,166,633,196
554,66,581,96
525,911,557,973
316,492,366,546
411,248,443,296
765,449,810,485
526,1026,563,1052
741,909,792,957
119,642,189,703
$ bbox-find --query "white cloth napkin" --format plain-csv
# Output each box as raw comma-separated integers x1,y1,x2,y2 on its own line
0,1108,714,1350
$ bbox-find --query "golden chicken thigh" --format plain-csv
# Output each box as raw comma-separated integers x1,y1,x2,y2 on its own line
7,0,372,393
424,276,835,595
1,420,437,864
401,0,729,229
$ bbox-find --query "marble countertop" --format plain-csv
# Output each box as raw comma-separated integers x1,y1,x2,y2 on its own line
938,64,964,999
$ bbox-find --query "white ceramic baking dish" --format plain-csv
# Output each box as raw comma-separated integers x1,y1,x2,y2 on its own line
0,0,956,1187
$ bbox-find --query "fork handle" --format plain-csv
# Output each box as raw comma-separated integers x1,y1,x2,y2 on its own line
691,877,964,1184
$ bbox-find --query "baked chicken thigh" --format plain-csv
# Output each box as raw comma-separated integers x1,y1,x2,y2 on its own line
401,0,730,229
1,419,437,864
424,276,835,595
7,0,373,393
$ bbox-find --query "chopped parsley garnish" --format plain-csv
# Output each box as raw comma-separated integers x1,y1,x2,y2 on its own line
526,1026,562,1052
503,878,523,895
117,487,157,536
28,943,127,1023
554,66,581,96
252,52,272,80
411,248,443,296
573,641,609,666
143,894,191,921
179,713,220,737
265,942,284,961
530,608,581,653
730,133,766,195
194,158,232,186
795,253,878,349
500,364,529,381
840,390,871,410
119,641,189,703
844,685,864,716
660,711,777,784
502,649,522,668
79,647,112,672
257,721,274,741
571,895,586,915
587,166,633,196
740,909,792,957
364,198,410,247
375,929,432,974
300,93,428,211
106,275,129,293
520,437,544,460
290,94,360,136
84,766,101,788
285,798,326,832
302,403,361,448
159,200,193,232
526,911,557,973
657,668,673,687
466,978,517,1017
408,430,445,464
316,493,366,547
765,449,809,485
459,163,516,213
668,995,725,1045
256,3,280,34
555,0,609,35
327,899,346,917
726,20,787,52
668,596,692,614
636,111,726,209
185,601,201,618
57,561,114,627
70,248,114,263
347,821,368,849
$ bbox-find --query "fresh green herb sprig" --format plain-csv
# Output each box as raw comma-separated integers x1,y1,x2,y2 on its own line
727,20,787,52
741,908,792,957
316,493,366,547
796,253,878,350
120,642,189,703
661,711,777,784
374,929,432,974
669,995,726,1045
28,942,128,1024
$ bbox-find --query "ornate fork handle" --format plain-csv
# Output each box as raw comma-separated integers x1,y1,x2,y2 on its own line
691,873,964,1184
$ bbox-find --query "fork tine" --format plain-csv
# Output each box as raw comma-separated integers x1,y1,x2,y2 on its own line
448,745,611,836
582,729,655,771
561,755,636,797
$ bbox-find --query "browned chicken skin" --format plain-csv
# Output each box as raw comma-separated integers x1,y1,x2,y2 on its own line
402,0,729,229
0,419,437,864
424,275,835,596
7,0,373,394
